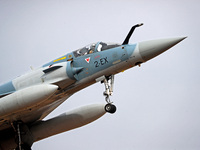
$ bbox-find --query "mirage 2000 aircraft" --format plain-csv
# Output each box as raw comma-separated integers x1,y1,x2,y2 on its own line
0,24,186,150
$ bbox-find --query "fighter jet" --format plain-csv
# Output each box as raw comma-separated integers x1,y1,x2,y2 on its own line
0,24,186,150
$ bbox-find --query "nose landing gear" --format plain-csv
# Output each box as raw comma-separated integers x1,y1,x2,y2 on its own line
102,75,117,114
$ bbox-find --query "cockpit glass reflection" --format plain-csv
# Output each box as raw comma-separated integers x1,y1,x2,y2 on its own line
73,42,121,57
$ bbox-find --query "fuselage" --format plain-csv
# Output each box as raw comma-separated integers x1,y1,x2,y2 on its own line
0,37,185,131
0,42,139,130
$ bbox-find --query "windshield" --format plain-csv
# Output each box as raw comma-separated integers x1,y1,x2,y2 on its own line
73,42,121,57
97,42,121,51
73,43,96,57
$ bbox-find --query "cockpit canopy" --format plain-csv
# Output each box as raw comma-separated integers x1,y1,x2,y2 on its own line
73,42,121,57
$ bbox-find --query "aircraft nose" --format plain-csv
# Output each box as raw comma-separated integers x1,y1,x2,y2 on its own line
139,37,187,62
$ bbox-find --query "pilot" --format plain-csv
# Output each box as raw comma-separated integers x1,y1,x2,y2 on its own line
89,50,93,54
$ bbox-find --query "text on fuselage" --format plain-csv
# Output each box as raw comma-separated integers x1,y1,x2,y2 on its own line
94,57,108,68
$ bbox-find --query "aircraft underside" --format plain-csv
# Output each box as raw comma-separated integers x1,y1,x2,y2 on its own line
0,23,186,150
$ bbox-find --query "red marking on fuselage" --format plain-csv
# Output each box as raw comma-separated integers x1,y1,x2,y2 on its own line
85,57,90,63
95,55,100,59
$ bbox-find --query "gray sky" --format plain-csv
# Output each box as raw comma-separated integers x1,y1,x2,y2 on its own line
0,0,200,150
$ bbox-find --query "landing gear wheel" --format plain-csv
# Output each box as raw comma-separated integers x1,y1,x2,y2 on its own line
105,104,116,114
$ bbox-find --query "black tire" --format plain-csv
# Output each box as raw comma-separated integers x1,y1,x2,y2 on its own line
105,104,116,114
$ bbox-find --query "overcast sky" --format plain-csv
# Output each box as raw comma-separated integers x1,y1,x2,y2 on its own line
0,0,200,150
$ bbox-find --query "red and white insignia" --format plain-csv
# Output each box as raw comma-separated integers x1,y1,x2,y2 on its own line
85,57,90,63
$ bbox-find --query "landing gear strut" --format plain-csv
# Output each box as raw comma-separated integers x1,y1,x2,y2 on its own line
11,121,33,150
102,75,117,114
16,122,22,150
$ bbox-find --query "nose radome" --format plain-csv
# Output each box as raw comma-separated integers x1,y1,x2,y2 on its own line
139,37,187,62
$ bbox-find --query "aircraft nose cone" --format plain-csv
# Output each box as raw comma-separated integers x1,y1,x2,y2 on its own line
139,37,186,62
